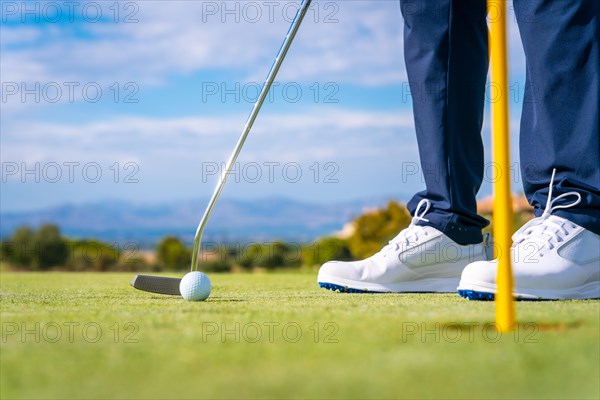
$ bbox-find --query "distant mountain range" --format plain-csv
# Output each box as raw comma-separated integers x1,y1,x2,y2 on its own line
0,197,394,247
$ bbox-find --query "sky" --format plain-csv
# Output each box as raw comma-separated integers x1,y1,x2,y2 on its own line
1,0,527,212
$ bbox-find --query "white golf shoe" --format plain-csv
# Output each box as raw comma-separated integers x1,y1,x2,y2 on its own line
318,200,493,293
458,173,600,300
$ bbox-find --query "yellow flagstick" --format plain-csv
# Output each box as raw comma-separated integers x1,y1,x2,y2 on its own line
489,0,516,331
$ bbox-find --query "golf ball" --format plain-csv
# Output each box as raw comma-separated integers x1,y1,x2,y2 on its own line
180,271,212,301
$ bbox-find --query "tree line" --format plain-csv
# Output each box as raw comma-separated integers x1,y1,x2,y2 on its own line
0,225,145,271
0,200,534,272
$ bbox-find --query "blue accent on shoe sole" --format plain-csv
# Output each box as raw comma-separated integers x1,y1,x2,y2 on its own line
458,289,495,301
319,282,372,293
458,289,558,301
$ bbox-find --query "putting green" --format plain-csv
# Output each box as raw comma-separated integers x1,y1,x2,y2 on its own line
1,272,599,399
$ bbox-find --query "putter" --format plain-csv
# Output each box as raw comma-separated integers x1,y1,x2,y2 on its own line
131,0,313,296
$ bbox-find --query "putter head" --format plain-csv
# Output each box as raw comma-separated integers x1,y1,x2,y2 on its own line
130,275,182,296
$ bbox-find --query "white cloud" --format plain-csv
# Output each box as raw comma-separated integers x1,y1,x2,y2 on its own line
1,106,420,207
0,2,405,87
1,1,527,114
0,1,530,209
1,107,416,167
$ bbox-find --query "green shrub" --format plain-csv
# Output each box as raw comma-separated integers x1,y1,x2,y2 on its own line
303,237,352,266
348,201,412,259
156,236,191,270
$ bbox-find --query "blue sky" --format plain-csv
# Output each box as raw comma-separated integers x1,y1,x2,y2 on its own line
1,1,527,212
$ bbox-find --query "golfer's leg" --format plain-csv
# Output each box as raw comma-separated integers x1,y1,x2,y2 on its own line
401,0,490,245
316,1,491,293
514,0,600,233
459,0,600,300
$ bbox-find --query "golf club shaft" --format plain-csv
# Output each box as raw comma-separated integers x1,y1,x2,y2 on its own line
191,0,313,271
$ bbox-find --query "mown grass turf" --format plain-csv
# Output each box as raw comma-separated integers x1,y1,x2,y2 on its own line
1,272,599,399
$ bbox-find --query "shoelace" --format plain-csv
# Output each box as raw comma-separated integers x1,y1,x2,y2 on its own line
382,199,431,256
512,169,581,256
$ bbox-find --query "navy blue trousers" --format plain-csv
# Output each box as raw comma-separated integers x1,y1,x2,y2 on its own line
400,0,600,244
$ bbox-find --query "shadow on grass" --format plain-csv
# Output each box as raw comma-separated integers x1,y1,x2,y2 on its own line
438,321,584,332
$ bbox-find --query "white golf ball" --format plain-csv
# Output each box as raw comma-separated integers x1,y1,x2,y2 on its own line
180,271,211,301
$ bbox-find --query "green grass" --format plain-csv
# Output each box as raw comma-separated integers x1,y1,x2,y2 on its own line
1,272,599,399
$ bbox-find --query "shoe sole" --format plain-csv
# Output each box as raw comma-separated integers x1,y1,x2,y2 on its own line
457,280,600,301
318,274,461,293
319,282,375,293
